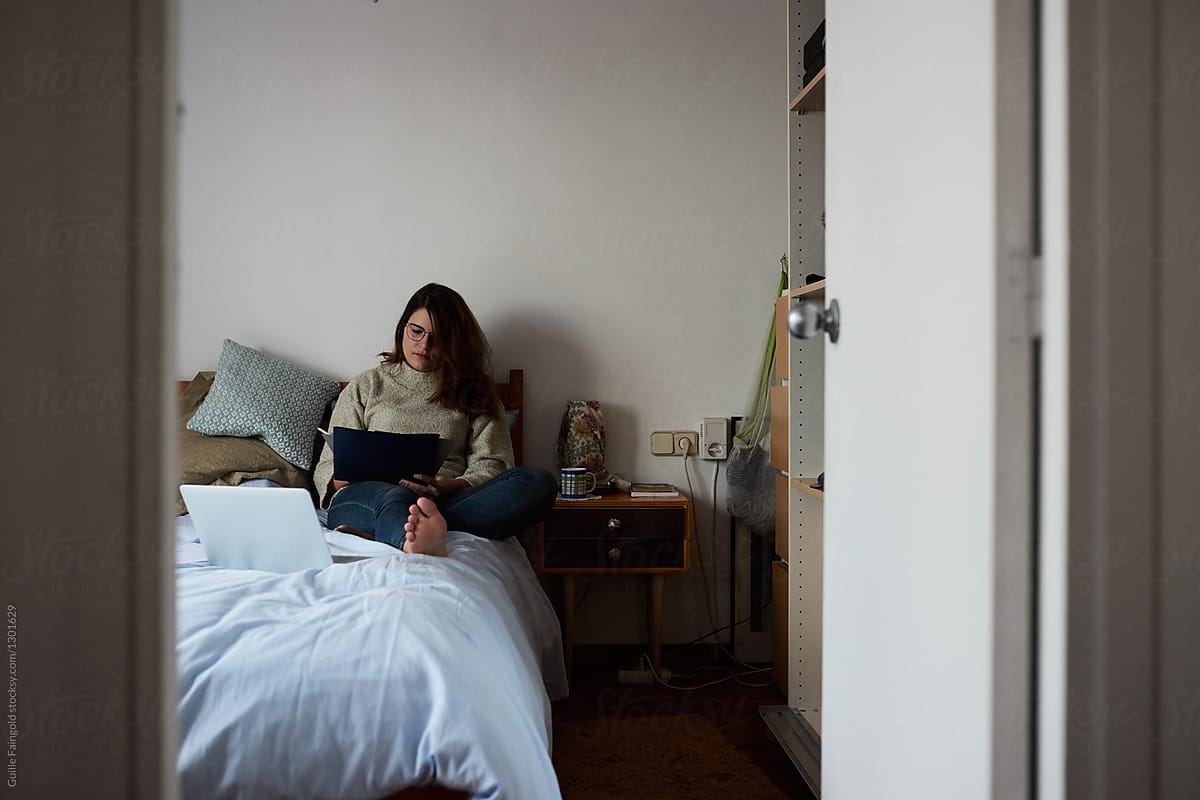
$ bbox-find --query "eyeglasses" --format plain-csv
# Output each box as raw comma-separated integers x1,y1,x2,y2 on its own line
405,322,435,343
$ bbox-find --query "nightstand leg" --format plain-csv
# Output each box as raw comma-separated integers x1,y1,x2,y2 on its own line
648,574,664,671
562,574,575,677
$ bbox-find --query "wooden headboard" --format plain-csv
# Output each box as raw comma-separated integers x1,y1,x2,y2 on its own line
493,368,524,466
177,368,524,466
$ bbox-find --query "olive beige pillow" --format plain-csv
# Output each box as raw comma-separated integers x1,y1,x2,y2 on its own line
186,339,341,470
176,371,315,515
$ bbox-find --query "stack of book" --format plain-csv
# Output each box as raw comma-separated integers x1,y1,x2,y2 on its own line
629,482,680,498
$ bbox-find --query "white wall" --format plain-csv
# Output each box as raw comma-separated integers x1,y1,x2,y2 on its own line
177,0,786,644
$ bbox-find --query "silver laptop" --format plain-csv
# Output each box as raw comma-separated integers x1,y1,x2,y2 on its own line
180,484,364,572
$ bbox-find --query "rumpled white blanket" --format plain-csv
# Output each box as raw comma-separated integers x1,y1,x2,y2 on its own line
175,515,567,799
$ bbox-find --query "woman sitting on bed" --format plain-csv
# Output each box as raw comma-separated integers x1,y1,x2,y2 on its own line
312,282,557,557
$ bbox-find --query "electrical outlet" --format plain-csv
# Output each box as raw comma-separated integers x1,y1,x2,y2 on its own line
674,431,698,456
650,430,698,456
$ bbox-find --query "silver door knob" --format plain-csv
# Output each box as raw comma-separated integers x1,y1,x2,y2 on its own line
607,547,621,561
788,298,840,343
607,518,622,530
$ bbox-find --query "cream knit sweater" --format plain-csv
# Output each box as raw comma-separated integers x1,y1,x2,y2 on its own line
312,362,514,508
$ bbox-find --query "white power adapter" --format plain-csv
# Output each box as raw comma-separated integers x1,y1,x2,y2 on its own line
699,417,729,460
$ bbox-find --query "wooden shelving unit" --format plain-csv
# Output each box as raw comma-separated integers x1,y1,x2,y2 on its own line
791,476,825,500
788,67,825,114
788,279,826,299
764,5,826,794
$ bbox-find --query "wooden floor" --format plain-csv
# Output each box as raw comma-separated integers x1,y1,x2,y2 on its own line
553,644,816,800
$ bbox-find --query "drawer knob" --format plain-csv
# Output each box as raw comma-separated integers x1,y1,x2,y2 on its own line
607,517,622,530
607,547,621,561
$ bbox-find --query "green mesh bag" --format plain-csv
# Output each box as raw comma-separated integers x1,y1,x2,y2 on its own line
725,260,788,534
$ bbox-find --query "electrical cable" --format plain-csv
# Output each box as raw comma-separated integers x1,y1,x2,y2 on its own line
682,597,773,647
711,460,720,550
681,441,766,658
671,440,776,687
572,574,596,612
684,449,778,682
727,414,742,657
638,651,774,690
679,441,723,645
711,460,726,653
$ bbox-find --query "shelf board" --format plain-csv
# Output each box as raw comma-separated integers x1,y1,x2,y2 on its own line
788,67,826,113
791,476,825,500
788,279,825,298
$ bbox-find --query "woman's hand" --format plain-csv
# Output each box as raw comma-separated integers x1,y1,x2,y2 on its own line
400,474,469,500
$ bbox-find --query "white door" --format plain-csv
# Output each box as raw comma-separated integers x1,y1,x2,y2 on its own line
821,3,1035,798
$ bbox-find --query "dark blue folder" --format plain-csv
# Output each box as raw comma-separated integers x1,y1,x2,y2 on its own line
331,427,444,485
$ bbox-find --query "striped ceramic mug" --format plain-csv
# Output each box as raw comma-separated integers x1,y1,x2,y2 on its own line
559,467,597,499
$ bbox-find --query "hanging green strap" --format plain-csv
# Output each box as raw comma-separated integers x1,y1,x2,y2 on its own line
733,256,789,449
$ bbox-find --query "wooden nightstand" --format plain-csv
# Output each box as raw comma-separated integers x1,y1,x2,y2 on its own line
538,492,691,675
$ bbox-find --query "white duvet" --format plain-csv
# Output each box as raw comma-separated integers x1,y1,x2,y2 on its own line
175,515,568,800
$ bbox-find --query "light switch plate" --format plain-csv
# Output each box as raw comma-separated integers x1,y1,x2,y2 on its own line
649,431,676,455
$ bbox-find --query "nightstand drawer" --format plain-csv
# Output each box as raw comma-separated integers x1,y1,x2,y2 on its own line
543,505,686,541
543,536,685,570
540,502,688,573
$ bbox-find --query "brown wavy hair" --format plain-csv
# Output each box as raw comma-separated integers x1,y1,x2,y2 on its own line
380,283,501,418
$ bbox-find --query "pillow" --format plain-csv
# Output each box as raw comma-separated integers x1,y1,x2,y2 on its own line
176,372,315,515
186,339,341,469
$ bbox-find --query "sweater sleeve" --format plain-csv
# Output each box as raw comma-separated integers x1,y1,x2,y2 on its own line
457,403,516,487
312,382,366,509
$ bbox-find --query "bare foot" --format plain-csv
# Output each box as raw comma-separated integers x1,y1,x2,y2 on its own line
402,496,449,557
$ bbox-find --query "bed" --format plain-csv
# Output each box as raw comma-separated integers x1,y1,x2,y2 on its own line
174,352,566,800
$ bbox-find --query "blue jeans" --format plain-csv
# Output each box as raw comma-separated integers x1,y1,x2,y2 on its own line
326,466,558,549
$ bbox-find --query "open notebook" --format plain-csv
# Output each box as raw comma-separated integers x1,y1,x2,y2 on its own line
324,427,452,484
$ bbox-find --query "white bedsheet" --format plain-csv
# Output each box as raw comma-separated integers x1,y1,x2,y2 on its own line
175,515,568,800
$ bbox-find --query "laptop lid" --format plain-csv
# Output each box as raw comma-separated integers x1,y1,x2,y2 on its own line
180,484,335,573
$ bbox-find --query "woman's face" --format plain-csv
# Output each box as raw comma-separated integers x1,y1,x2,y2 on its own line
402,307,437,372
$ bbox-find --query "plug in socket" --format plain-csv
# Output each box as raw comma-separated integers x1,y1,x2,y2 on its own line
650,430,699,456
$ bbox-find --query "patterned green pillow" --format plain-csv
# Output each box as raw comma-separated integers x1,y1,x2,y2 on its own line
186,339,341,470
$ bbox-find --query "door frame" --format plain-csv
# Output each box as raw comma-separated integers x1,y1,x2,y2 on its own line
992,0,1039,793
1040,0,1200,797
3,1,176,796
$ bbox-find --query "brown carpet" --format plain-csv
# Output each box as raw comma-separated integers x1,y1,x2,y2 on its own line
553,713,791,800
